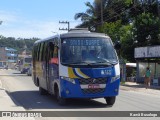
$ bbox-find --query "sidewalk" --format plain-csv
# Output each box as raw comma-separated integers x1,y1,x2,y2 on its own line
0,79,25,111
120,82,160,96
0,79,35,120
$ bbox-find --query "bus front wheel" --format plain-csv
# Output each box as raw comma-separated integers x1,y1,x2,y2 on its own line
55,87,66,105
105,96,116,105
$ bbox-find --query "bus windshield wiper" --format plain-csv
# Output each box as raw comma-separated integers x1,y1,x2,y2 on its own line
110,61,118,65
90,61,112,65
63,61,92,66
63,60,118,66
91,60,118,65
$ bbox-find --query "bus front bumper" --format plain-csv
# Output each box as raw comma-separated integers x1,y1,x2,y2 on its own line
60,79,120,99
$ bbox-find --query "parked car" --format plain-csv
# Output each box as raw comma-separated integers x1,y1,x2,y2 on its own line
4,65,8,70
0,66,5,69
27,66,32,76
0,65,8,70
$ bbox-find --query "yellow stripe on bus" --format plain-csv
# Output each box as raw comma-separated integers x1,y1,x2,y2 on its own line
77,68,89,78
68,67,78,78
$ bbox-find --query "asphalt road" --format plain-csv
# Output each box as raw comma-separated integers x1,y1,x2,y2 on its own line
0,69,160,120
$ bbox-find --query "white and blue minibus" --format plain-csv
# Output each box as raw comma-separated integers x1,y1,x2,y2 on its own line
32,29,120,105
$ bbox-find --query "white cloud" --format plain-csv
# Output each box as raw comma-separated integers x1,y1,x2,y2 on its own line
0,10,18,23
0,10,80,39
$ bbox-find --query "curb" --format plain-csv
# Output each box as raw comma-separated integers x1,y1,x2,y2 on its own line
121,84,160,90
120,85,160,97
0,79,4,90
0,79,24,111
0,76,35,120
0,79,2,88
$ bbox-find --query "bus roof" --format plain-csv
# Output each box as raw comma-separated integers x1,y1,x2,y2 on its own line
34,30,110,44
60,31,110,38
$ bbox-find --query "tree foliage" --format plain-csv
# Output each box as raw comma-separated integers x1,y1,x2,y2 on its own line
133,12,160,47
100,20,122,42
0,35,38,54
74,1,99,31
75,0,160,62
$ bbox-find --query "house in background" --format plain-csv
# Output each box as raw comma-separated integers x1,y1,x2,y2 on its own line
0,47,18,68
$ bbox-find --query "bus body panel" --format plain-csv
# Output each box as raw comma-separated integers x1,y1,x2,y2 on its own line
60,78,120,98
35,61,48,90
59,63,120,98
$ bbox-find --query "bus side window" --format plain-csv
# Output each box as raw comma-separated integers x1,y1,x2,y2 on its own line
37,43,41,61
49,42,54,58
53,46,58,58
54,38,59,58
39,43,45,61
43,42,48,61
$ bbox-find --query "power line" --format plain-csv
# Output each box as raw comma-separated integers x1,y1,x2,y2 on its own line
76,0,160,32
93,6,134,26
97,2,147,26
97,0,156,21
80,1,131,25
75,0,130,26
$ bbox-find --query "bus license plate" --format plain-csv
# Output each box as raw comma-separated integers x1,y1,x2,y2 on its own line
88,84,100,89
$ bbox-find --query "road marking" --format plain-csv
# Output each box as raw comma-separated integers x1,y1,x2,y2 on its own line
0,79,2,88
0,79,6,90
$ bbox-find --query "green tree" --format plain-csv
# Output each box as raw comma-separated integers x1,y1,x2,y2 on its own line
74,0,108,31
74,1,97,30
133,12,160,46
102,0,132,24
100,20,135,61
75,0,133,30
100,20,122,42
74,0,160,62
120,24,135,62
0,36,38,54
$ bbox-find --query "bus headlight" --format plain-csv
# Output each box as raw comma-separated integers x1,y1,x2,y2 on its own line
111,75,120,83
60,76,75,84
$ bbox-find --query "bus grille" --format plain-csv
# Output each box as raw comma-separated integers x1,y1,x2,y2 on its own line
78,77,107,94
82,88,105,94
79,77,107,85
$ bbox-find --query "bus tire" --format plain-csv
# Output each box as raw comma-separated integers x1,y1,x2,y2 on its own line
105,96,116,105
39,87,48,95
55,87,66,105
36,78,39,86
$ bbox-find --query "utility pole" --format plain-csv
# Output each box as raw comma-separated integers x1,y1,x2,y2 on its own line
22,40,27,56
101,0,103,25
157,0,160,18
59,21,70,32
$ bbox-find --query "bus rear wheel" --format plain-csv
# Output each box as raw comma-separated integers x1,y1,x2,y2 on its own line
55,87,66,105
105,96,116,105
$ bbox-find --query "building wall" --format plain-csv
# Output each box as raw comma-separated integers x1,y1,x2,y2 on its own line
6,48,18,63
0,47,7,61
0,47,18,64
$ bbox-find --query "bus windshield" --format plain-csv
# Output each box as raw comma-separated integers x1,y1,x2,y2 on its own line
61,37,118,66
